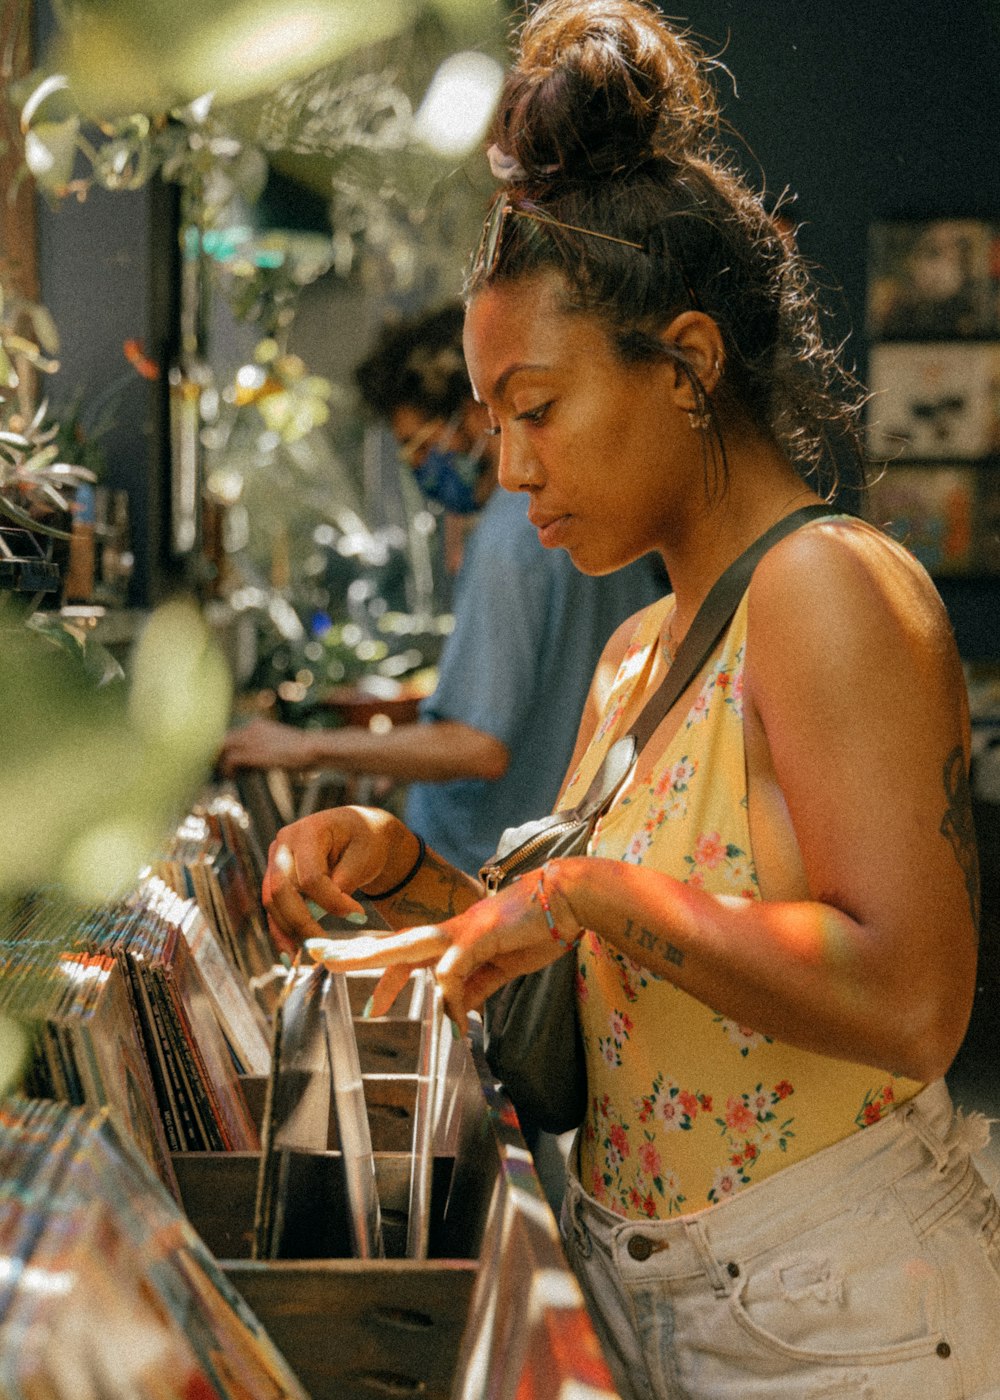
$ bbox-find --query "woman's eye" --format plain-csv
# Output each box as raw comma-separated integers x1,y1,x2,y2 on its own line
516,401,552,424
484,423,501,438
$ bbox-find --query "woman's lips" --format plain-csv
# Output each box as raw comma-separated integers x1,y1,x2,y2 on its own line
530,511,571,548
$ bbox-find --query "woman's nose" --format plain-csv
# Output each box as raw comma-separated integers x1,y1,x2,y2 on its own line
497,431,539,492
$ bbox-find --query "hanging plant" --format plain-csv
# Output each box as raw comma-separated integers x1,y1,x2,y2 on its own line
0,285,94,541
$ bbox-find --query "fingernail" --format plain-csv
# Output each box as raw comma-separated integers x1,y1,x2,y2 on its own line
279,952,292,969
306,899,327,920
361,994,375,1019
450,1019,460,1040
346,910,367,926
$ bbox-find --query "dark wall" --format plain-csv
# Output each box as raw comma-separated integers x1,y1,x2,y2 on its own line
32,0,173,606
675,2,1000,351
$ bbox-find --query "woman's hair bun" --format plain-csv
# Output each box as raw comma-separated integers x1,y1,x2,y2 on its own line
490,0,717,182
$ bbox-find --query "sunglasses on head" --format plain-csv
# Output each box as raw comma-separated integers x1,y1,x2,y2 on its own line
471,192,645,281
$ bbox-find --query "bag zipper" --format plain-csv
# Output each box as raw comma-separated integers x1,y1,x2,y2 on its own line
480,817,581,894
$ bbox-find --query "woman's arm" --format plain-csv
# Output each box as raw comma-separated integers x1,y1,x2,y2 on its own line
219,715,510,783
261,607,653,947
465,523,978,1079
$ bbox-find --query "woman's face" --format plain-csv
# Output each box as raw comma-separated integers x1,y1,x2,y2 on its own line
463,272,699,574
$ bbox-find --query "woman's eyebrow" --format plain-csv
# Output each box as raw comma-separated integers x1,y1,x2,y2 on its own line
491,361,549,400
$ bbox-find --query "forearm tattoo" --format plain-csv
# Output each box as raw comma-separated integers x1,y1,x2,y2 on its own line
940,745,981,938
387,849,478,924
621,916,686,968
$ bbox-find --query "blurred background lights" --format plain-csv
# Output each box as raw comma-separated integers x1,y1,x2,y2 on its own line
413,51,503,158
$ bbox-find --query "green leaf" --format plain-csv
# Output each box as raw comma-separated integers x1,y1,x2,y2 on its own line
24,304,60,356
0,492,71,537
56,0,418,116
24,117,81,193
21,444,60,473
0,1017,28,1098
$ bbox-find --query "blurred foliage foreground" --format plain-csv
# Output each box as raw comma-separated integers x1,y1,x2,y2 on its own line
0,598,231,1093
0,600,231,907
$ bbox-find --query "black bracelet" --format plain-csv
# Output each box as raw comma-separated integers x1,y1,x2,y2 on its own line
366,833,427,900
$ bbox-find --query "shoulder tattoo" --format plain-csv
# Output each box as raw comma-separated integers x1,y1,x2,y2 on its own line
940,745,981,939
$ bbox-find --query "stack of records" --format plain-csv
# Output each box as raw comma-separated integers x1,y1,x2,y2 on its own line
0,879,259,1168
0,1094,308,1399
160,793,285,1012
100,877,260,1154
146,853,272,1080
1,887,178,1197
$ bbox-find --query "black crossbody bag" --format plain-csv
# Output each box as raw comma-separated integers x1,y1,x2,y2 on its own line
479,505,832,1133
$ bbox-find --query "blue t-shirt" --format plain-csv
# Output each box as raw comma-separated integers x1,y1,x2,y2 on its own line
404,490,666,875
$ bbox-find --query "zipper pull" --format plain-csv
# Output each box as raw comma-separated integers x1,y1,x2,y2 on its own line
481,865,503,895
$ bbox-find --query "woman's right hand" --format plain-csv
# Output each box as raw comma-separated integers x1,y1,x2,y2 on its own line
262,805,414,948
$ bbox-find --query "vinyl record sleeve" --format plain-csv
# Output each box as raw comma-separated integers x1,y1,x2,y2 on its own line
867,342,1000,460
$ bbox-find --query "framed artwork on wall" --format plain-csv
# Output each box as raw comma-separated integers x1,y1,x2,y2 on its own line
865,218,1000,578
867,464,976,574
866,219,999,341
867,342,1000,461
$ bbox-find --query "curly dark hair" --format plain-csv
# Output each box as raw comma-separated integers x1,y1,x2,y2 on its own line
354,303,469,422
466,0,867,499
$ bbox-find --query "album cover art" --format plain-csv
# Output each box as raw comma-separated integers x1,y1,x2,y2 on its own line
867,219,999,339
867,464,977,574
867,342,1000,460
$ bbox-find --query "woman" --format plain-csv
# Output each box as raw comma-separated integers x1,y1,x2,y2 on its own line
263,3,996,1395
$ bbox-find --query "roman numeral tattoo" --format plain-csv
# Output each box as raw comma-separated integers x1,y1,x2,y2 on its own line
940,745,981,939
622,917,685,967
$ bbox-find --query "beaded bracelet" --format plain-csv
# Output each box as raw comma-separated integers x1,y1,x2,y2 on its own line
535,863,584,950
367,833,427,900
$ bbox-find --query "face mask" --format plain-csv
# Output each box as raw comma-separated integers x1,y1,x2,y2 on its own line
412,444,484,515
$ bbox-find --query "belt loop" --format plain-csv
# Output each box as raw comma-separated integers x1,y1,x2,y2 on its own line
565,1175,594,1259
684,1219,730,1298
902,1099,950,1175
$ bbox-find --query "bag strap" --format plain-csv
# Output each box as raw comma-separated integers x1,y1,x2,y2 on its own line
628,503,835,753
566,504,835,818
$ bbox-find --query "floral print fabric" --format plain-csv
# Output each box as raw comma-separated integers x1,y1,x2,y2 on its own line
568,592,922,1218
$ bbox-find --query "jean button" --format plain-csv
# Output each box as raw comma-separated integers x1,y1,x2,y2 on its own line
627,1235,654,1261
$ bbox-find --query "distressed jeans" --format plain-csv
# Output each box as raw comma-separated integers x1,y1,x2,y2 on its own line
561,1080,1000,1399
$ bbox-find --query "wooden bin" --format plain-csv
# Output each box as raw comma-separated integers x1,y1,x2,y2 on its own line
175,985,619,1400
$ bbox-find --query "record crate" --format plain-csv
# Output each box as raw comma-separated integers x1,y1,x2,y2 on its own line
171,971,618,1400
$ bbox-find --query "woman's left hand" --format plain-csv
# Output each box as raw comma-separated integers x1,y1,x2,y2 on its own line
307,867,581,1027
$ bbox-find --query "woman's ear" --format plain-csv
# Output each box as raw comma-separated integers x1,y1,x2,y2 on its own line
658,311,725,411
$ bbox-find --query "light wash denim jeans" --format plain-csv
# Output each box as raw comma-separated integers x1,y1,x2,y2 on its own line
561,1080,1000,1399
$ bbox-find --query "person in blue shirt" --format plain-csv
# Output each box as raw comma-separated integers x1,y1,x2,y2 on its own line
219,302,665,875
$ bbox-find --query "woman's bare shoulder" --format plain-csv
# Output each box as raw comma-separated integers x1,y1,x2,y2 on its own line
745,513,968,743
749,515,956,658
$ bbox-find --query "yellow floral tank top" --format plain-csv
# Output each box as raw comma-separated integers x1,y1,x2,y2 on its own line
566,590,922,1219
